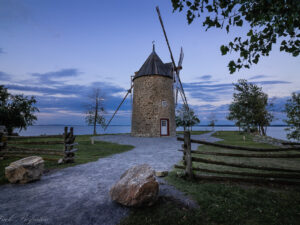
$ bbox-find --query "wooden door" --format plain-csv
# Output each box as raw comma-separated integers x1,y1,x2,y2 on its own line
160,119,169,136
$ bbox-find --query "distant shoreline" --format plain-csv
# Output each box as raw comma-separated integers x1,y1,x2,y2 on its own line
32,124,289,127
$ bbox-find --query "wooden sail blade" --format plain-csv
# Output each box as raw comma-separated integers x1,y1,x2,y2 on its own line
178,47,184,68
104,85,133,131
156,6,189,110
156,6,176,70
175,87,178,105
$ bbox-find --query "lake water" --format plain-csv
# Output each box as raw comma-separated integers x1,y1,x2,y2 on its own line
18,125,290,141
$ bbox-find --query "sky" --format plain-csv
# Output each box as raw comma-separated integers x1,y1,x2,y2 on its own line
0,0,299,126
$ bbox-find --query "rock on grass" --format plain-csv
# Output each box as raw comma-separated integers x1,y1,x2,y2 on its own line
5,156,44,184
110,164,159,207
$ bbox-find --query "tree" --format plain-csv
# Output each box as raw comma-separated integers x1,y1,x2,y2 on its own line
175,105,200,131
171,0,300,73
208,112,217,131
85,88,106,135
227,79,273,135
0,85,39,135
284,92,300,141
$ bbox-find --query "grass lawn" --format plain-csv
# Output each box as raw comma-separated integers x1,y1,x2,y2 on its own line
121,131,300,225
0,135,134,185
176,130,210,135
191,131,300,175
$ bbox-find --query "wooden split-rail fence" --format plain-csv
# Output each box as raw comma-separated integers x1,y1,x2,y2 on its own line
0,127,78,163
176,131,300,186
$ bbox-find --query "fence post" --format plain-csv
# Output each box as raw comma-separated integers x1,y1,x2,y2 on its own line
0,127,7,153
184,131,193,179
63,126,76,163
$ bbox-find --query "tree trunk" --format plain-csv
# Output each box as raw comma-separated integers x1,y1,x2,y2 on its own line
261,125,266,136
6,126,13,136
93,98,98,135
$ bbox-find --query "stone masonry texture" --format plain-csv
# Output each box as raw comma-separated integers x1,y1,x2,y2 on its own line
131,75,176,137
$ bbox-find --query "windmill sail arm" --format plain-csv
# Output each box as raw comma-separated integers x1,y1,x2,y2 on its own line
156,6,189,111
104,84,134,131
156,6,176,70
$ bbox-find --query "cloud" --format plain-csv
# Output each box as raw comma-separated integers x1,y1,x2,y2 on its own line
253,80,291,85
183,82,234,102
198,75,212,80
5,68,131,124
0,48,4,54
31,68,81,85
183,75,292,104
249,75,268,80
0,71,10,81
32,68,80,79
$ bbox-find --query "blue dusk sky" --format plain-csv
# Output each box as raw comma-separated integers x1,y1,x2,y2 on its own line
0,0,299,125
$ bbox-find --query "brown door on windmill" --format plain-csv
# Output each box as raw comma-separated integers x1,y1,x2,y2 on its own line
160,119,169,136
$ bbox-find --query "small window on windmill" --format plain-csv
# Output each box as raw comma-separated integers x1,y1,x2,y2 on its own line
161,100,168,107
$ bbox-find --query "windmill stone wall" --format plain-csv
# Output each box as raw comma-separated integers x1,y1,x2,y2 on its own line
131,47,176,137
131,75,176,137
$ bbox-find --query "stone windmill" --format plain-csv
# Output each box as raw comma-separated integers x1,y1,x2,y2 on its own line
131,44,176,137
104,6,190,137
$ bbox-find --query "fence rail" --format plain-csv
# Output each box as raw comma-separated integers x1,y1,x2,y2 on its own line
174,164,300,179
177,136,300,152
176,131,300,185
7,141,64,145
0,127,78,163
179,149,300,158
7,135,63,140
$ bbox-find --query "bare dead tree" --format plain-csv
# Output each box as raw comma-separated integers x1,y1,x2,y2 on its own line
85,88,105,135
208,112,217,131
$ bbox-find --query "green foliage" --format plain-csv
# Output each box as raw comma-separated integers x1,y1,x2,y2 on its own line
0,85,39,135
208,120,215,128
171,0,300,73
175,105,200,130
284,92,300,141
227,80,273,135
85,110,105,126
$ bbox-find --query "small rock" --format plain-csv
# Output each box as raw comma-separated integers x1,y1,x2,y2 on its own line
110,164,159,207
155,171,168,177
57,158,63,164
5,156,44,184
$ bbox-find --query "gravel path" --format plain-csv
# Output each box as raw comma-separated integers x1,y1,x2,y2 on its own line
0,132,220,225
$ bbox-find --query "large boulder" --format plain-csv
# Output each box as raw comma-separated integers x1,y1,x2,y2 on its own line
110,164,159,207
5,156,44,184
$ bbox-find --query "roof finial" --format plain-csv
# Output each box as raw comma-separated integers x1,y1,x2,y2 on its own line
152,40,155,52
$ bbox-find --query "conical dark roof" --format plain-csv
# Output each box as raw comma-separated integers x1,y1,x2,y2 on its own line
134,47,173,80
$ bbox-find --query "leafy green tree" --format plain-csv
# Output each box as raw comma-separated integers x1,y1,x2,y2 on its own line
85,88,106,135
284,92,300,141
227,79,273,135
0,85,39,135
175,105,200,131
171,0,300,73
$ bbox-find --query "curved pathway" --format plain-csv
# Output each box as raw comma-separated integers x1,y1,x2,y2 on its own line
0,132,220,225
